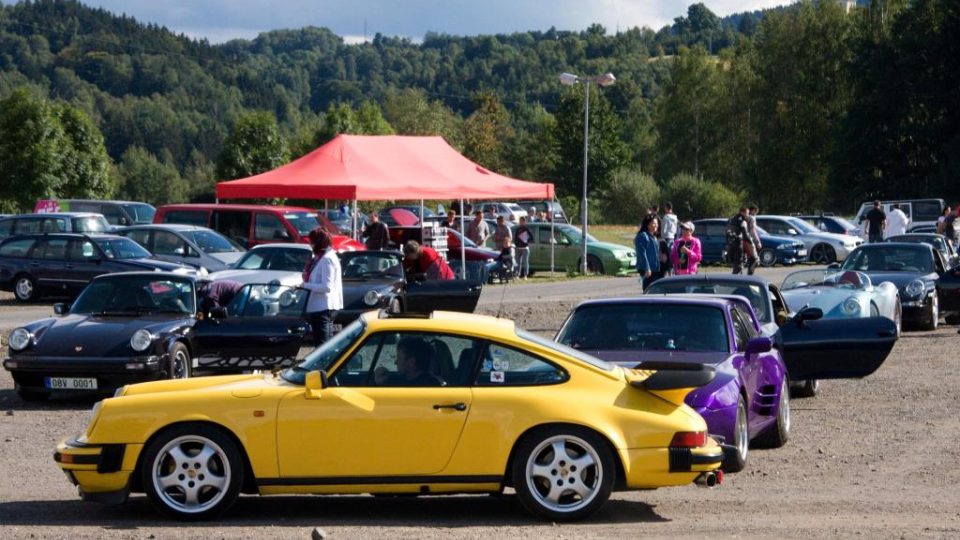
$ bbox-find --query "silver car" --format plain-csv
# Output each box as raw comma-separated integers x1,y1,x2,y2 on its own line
119,224,245,272
756,215,862,264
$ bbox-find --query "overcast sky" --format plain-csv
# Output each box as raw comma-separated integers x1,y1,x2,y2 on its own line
73,1,790,44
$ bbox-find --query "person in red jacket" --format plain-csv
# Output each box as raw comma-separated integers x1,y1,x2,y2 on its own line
402,240,454,280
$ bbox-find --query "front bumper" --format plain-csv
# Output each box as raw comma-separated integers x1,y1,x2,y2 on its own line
55,436,139,504
4,354,165,394
777,247,808,265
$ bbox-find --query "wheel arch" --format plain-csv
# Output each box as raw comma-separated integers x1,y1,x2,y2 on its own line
502,422,626,490
131,420,258,495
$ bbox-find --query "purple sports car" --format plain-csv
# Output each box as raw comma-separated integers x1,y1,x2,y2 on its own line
556,296,896,472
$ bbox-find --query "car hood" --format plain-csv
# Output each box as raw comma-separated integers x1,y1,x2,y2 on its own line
802,232,852,244
125,258,189,271
26,314,192,357
209,252,244,265
588,241,634,254
858,271,932,289
761,234,803,247
120,373,275,398
781,287,859,312
207,269,303,286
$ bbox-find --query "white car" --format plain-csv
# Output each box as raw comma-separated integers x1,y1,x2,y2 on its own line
756,215,862,264
207,243,309,287
474,202,529,222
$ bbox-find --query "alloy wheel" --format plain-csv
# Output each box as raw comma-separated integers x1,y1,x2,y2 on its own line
525,435,603,514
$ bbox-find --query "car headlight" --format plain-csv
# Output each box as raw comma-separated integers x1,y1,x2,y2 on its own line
905,279,925,298
130,329,155,352
8,328,32,351
841,297,860,316
363,290,382,306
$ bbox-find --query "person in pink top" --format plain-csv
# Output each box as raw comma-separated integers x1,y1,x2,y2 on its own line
671,221,702,275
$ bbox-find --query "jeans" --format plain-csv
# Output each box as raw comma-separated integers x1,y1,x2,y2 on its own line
868,234,883,244
308,310,337,346
516,246,530,277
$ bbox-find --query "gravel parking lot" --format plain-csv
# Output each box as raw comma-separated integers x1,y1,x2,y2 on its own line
1,270,959,539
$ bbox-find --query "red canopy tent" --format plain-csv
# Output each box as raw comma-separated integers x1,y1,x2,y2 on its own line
215,134,554,201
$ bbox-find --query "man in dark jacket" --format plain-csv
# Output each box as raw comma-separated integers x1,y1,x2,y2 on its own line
362,212,390,250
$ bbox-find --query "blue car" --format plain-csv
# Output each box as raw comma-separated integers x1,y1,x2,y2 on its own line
693,219,808,267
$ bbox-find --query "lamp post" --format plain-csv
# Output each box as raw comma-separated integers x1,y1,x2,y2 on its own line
559,71,616,274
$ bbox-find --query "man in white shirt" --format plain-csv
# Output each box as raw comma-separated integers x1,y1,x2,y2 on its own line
885,203,910,238
661,202,678,244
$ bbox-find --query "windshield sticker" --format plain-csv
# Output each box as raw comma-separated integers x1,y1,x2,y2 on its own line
482,360,493,371
490,371,505,383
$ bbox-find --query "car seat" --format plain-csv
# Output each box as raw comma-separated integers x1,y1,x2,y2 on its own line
838,271,864,288
455,348,479,385
430,340,455,383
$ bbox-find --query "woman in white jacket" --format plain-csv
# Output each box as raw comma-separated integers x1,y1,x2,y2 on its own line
301,227,343,346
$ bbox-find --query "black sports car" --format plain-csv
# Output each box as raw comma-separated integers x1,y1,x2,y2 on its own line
838,243,960,330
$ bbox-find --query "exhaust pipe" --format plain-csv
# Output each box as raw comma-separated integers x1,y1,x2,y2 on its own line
694,471,722,488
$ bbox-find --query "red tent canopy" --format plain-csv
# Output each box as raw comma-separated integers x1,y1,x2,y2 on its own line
215,134,555,201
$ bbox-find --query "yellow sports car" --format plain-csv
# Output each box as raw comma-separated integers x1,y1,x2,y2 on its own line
55,311,723,522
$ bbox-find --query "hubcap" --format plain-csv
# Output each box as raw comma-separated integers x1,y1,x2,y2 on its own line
761,251,775,265
15,278,32,299
932,295,939,328
781,382,791,434
171,350,189,379
152,436,230,514
526,435,602,513
736,402,749,462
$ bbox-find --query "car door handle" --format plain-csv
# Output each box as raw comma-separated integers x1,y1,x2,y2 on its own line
30,262,40,267
433,402,467,411
288,325,307,335
65,264,74,269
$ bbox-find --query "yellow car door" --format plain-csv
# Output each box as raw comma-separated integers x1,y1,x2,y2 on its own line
275,331,478,479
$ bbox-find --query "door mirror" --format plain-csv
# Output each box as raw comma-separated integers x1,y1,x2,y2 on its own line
304,370,327,399
827,263,841,270
273,230,291,240
746,336,773,355
53,302,69,315
795,306,823,325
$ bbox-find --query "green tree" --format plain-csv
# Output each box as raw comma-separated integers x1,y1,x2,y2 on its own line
662,172,740,220
56,103,115,199
117,146,188,205
600,167,660,224
313,101,394,146
216,111,289,181
461,91,512,172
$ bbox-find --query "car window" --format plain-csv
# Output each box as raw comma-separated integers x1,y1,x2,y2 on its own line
14,218,41,235
187,230,239,254
0,219,11,238
94,237,152,260
255,213,290,242
758,219,787,235
67,239,99,261
283,319,367,385
0,237,35,257
163,210,209,227
474,341,568,386
72,275,195,315
41,218,66,233
122,203,156,224
100,205,125,225
340,251,403,279
843,246,932,273
645,281,771,324
72,215,109,233
235,250,268,270
913,201,943,222
702,223,726,237
213,211,252,248
730,309,751,351
227,284,308,319
122,229,151,248
733,306,758,338
332,331,481,387
536,228,551,244
152,231,187,256
34,238,69,260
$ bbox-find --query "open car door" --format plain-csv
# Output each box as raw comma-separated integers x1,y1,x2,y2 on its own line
936,263,960,313
404,261,483,314
193,284,309,372
776,315,897,380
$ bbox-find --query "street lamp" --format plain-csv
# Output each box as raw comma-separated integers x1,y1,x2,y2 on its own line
559,71,616,274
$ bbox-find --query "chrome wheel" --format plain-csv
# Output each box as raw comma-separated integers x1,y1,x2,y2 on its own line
781,381,791,436
14,276,36,302
759,249,776,267
151,435,231,515
170,345,191,379
895,300,903,337
735,401,749,464
525,435,603,514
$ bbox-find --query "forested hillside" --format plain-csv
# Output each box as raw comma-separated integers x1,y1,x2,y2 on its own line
0,0,956,219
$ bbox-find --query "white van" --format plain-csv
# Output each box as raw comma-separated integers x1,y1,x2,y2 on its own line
853,198,945,234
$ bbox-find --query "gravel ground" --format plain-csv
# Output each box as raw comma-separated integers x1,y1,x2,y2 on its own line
1,270,959,539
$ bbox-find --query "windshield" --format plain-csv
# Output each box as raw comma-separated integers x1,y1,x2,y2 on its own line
645,280,770,324
830,216,857,230
888,235,946,253
782,269,871,291
94,237,152,259
557,224,598,244
284,212,321,236
282,319,366,384
186,230,242,254
122,203,156,224
519,330,613,371
787,217,819,234
71,275,195,315
842,246,933,273
340,251,403,279
557,304,729,353
72,215,109,233
236,247,310,271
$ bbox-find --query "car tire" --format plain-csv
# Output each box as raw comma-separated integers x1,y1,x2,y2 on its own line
759,248,777,268
16,385,49,402
580,255,604,275
13,273,39,302
756,380,790,448
167,343,192,380
723,398,749,473
791,379,819,398
141,423,243,520
921,293,939,331
894,299,903,337
810,244,836,264
512,426,614,522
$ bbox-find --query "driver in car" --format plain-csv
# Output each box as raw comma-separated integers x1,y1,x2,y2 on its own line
373,337,442,386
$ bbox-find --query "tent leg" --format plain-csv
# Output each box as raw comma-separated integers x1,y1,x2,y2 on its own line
352,200,358,240
459,198,466,280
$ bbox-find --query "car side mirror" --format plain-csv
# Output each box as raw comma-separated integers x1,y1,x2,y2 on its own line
304,370,327,399
794,306,823,326
274,230,291,240
746,336,773,355
53,302,69,315
827,263,841,270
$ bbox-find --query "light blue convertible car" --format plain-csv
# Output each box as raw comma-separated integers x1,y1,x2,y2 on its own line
780,269,901,336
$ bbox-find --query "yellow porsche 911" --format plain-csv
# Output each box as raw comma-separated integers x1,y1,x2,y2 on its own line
55,311,723,522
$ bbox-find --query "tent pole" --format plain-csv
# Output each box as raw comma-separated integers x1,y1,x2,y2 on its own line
459,198,466,280
550,197,556,275
352,199,357,240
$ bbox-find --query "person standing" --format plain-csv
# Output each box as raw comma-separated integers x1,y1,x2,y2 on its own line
515,216,531,280
885,203,910,238
444,209,459,230
863,200,886,243
943,205,959,243
466,210,489,246
727,207,756,275
671,222,702,275
661,203,678,245
635,214,661,289
492,215,512,250
748,205,762,252
361,212,390,250
301,228,343,346
937,205,952,235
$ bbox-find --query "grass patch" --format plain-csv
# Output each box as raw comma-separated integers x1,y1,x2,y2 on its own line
589,224,637,246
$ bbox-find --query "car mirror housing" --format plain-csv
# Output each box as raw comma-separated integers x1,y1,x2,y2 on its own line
53,302,69,315
746,336,773,355
305,370,327,399
797,306,824,323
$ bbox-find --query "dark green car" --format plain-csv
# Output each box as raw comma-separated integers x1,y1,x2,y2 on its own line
515,223,636,275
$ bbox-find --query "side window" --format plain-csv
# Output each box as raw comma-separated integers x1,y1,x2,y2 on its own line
67,239,99,261
537,228,551,244
475,342,568,386
730,310,751,351
34,238,69,260
0,238,36,257
213,211,251,248
68,202,100,213
163,210,209,227
101,205,125,225
152,231,186,256
41,218,66,232
123,229,152,249
231,284,307,319
733,306,759,338
14,219,41,235
332,331,482,387
0,220,12,238
255,213,290,242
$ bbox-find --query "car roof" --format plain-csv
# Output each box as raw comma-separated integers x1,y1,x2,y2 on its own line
91,271,198,282
3,212,104,219
157,204,313,212
653,274,771,287
124,224,207,232
1,232,125,241
61,199,153,205
858,241,932,251
249,243,312,251
362,310,516,335
574,296,734,310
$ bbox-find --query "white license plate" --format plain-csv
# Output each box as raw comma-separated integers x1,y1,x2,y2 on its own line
45,377,98,390
798,250,807,257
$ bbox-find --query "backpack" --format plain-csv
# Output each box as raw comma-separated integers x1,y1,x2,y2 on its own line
725,215,745,244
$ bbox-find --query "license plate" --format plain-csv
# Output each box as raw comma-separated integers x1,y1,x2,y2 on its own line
44,377,98,390
798,250,807,257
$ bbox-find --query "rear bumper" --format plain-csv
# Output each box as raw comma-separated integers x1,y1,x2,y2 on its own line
4,354,165,394
55,436,135,504
619,439,723,489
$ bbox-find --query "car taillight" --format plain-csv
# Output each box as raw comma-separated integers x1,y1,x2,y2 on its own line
670,431,706,448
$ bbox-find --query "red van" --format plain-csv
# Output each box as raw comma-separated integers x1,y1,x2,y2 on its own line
153,204,364,252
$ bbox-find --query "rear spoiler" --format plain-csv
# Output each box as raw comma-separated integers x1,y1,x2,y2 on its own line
629,361,716,391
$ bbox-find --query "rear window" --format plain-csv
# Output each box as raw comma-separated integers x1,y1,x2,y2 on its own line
163,210,209,227
913,201,944,222
71,215,109,233
122,203,156,224
0,238,36,257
